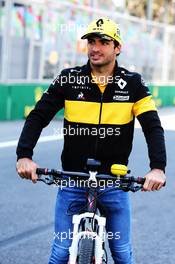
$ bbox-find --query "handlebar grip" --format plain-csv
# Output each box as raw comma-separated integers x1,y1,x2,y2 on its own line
36,168,49,175
137,177,166,186
137,177,145,184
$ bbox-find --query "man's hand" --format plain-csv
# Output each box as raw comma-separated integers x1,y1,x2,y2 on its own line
142,168,166,191
16,158,38,184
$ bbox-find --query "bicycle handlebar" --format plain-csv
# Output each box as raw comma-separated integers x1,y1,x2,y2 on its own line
36,168,146,191
37,168,144,182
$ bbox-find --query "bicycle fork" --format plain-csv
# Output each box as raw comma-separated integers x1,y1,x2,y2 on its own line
68,212,106,264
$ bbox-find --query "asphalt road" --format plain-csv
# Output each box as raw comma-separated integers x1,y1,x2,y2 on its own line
0,113,175,264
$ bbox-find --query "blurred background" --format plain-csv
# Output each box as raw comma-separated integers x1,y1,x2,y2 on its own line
0,0,175,120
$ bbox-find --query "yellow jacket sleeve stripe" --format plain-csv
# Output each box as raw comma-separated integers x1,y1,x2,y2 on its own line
133,95,157,117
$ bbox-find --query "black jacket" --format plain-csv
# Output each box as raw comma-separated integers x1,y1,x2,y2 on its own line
16,61,166,173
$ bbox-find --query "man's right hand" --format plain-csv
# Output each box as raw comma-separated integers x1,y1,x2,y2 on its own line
16,158,38,184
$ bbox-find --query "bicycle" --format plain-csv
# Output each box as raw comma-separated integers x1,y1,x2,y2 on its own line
36,159,146,264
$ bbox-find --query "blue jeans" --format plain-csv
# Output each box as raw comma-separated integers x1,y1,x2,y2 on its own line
48,186,134,264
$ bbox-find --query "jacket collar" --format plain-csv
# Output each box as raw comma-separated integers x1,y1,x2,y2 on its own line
82,60,119,77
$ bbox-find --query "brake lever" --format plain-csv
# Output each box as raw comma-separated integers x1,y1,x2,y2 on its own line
130,185,142,192
119,182,143,192
37,176,55,185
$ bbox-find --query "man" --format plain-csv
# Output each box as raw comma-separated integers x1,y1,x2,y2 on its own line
16,18,166,263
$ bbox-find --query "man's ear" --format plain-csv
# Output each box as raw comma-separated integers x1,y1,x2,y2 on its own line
115,44,122,56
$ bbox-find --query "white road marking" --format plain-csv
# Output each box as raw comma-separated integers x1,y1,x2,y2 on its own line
0,134,63,149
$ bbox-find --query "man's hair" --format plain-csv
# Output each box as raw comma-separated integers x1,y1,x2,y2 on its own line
114,40,120,56
114,40,119,48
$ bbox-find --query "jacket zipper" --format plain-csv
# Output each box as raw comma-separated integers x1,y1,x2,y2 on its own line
94,92,104,159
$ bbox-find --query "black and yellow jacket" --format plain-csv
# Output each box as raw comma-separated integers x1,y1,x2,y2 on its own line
16,61,166,173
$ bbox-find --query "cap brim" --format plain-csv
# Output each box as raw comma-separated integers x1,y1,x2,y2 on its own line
81,32,113,41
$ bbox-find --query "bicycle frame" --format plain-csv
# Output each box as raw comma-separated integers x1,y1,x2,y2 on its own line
68,170,106,264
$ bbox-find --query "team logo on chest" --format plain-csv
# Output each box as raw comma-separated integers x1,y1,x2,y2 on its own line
77,92,85,100
117,78,127,89
113,95,130,101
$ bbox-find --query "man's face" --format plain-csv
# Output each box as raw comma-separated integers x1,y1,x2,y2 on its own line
87,37,121,67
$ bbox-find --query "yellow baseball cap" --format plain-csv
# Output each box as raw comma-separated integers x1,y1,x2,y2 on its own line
81,17,122,45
